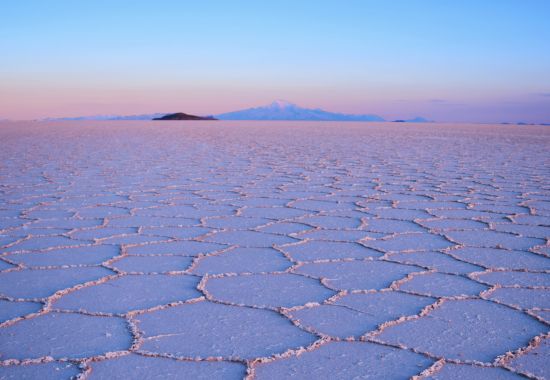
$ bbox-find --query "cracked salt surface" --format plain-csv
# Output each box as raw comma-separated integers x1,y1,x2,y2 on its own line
253,341,434,379
0,362,81,380
0,312,131,359
424,363,525,379
0,121,549,378
137,301,316,359
204,273,335,308
375,299,546,362
88,354,247,379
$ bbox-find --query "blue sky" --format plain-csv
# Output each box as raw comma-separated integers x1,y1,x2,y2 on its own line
1,0,549,122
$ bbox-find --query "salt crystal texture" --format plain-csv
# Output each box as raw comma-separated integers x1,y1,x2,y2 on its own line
0,121,548,378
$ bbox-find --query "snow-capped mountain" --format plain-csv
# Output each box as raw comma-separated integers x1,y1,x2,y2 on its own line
216,100,385,121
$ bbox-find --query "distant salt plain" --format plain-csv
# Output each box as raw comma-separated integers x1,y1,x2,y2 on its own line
0,120,548,379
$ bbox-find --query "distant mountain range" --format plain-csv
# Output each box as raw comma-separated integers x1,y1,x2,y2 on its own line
215,100,384,121
44,113,168,121
41,100,435,122
501,121,550,126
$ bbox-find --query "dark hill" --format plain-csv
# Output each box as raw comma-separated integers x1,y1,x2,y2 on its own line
153,113,217,120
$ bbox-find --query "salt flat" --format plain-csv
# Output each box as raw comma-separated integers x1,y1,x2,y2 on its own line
0,121,548,379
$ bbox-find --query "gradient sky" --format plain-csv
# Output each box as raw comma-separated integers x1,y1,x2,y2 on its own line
1,0,550,122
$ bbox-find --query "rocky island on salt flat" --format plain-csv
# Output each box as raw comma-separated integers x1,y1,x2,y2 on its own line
153,112,217,121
